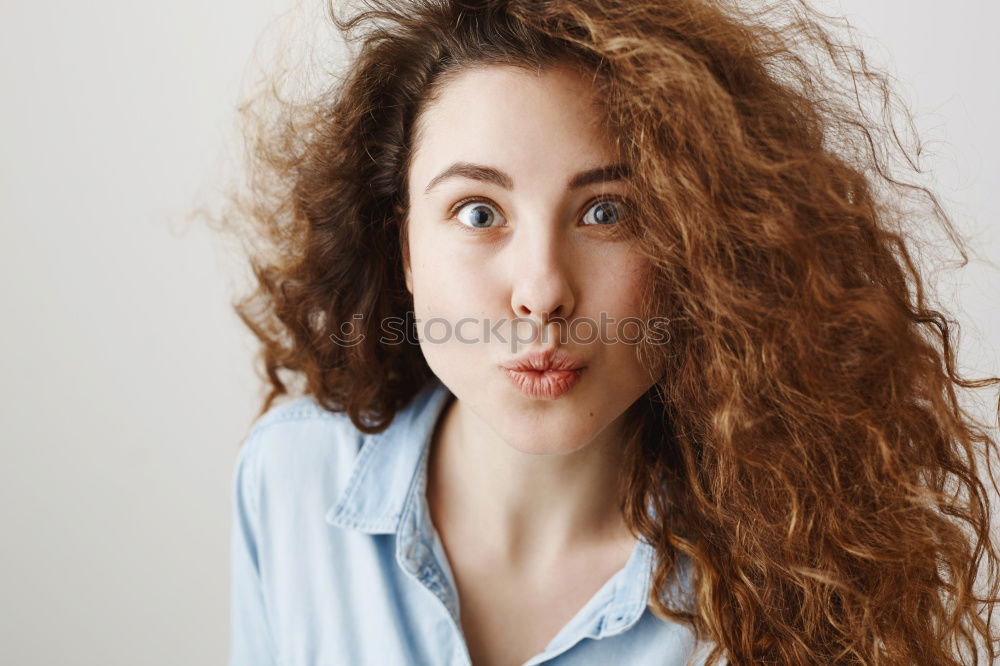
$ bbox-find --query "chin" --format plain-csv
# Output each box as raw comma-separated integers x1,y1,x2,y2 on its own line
493,416,604,456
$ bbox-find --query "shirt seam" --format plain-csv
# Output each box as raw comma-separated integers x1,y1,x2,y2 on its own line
246,400,348,440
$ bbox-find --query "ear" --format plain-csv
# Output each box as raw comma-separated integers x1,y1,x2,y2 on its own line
396,203,413,295
403,243,413,295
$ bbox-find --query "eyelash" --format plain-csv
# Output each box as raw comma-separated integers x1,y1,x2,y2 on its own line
448,196,628,233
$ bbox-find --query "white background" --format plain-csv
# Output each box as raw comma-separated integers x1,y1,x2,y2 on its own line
1,1,997,664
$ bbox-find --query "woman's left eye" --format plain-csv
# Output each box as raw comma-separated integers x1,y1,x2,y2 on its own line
582,199,625,225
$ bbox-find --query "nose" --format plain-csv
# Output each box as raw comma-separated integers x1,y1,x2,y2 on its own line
509,224,576,336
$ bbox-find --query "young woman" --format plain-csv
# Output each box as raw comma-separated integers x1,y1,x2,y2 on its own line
219,0,1000,664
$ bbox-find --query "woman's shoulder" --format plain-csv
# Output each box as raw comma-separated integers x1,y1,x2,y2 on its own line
246,394,363,446
234,396,367,501
246,395,357,438
232,377,450,511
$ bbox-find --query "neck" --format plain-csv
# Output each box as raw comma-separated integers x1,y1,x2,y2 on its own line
426,394,636,571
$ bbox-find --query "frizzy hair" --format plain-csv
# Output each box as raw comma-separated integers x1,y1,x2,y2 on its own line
209,0,1000,662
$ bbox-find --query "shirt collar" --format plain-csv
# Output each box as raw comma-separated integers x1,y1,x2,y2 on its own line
325,373,453,534
324,373,668,640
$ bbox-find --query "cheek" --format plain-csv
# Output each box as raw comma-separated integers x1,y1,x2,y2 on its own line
606,256,655,383
408,244,491,381
408,235,501,322
587,250,648,316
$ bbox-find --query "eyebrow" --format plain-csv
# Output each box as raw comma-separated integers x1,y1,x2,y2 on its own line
423,161,631,195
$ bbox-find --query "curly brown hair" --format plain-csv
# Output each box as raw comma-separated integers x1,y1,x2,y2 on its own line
208,0,1000,662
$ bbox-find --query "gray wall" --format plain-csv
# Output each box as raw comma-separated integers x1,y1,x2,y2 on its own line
1,1,996,664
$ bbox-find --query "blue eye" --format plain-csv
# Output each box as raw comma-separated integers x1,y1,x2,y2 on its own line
582,199,624,225
454,200,504,229
449,196,626,231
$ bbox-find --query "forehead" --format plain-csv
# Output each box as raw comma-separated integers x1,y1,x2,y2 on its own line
408,64,615,186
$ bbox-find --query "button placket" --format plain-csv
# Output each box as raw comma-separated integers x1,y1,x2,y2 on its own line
395,440,472,666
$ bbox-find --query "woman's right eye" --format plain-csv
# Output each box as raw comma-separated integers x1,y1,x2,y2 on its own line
453,198,505,230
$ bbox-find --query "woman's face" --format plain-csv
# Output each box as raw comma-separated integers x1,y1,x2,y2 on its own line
403,63,655,455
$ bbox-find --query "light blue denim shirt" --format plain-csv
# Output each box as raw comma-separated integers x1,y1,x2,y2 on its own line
229,373,715,665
